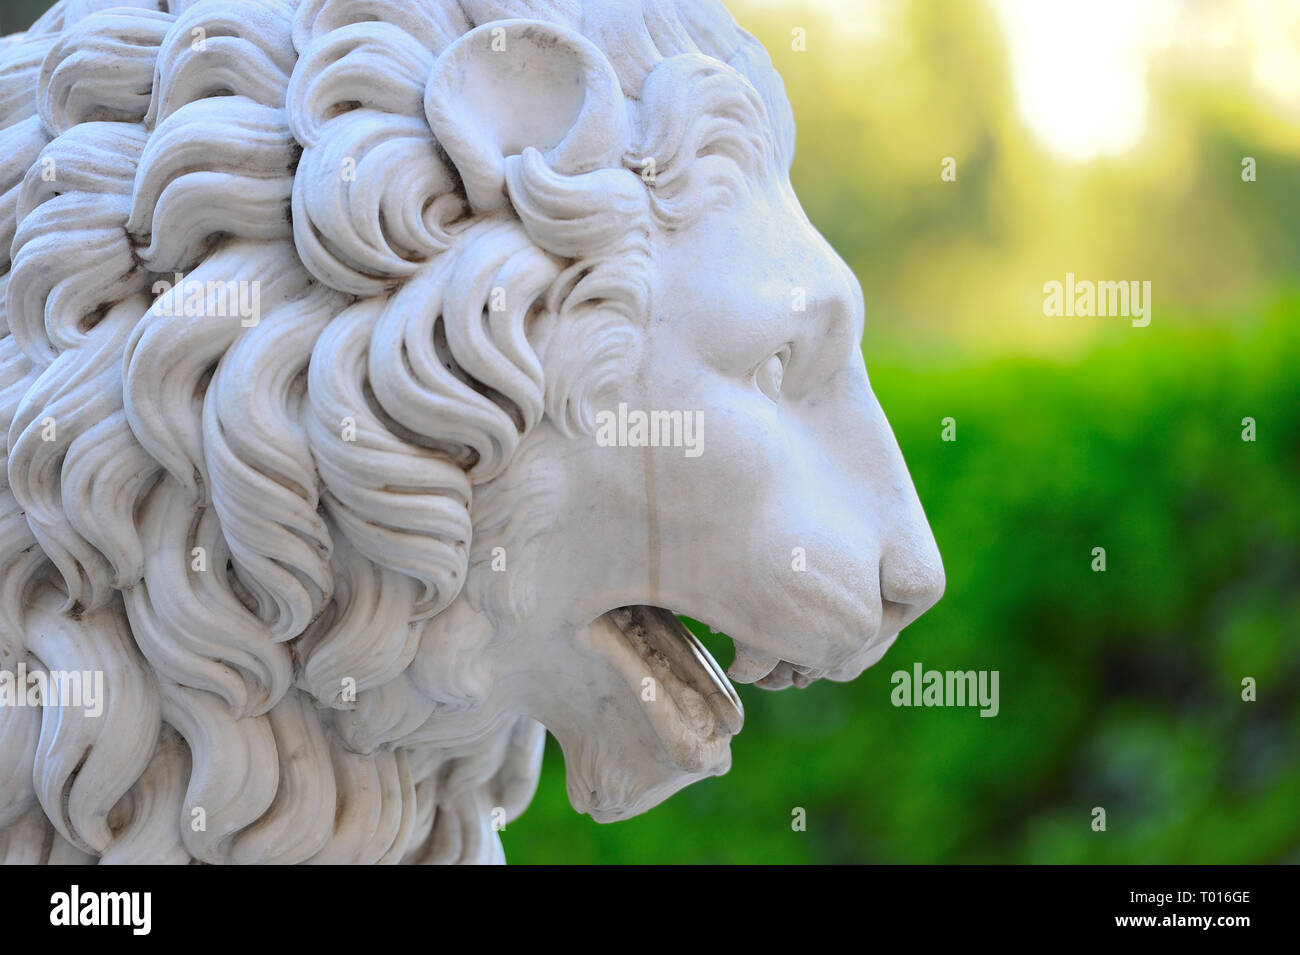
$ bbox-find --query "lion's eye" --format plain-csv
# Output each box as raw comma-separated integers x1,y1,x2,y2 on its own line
754,346,790,403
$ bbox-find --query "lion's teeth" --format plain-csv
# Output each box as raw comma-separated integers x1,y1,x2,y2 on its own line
727,647,781,684
610,606,744,738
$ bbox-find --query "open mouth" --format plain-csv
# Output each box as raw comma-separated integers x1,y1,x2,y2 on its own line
581,605,829,771
607,605,743,733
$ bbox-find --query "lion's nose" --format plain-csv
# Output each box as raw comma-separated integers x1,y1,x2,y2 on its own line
877,519,945,630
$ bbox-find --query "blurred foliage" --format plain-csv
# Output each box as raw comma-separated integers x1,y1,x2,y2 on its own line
753,0,1300,356
506,0,1300,863
1,0,50,35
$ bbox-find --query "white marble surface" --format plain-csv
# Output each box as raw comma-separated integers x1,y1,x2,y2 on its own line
0,0,943,864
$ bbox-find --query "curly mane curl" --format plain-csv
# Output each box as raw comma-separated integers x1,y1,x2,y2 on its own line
0,0,793,864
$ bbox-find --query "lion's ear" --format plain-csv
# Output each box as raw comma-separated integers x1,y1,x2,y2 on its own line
424,19,629,213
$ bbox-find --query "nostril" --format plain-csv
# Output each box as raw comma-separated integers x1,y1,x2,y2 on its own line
879,597,914,635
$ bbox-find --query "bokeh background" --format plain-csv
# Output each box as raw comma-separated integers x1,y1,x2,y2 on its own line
6,0,1296,863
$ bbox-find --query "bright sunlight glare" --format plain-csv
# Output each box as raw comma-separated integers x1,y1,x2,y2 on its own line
990,0,1177,162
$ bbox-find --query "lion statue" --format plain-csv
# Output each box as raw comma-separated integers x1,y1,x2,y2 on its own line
0,0,944,864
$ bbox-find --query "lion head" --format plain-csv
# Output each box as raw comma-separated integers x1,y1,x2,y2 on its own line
0,0,943,864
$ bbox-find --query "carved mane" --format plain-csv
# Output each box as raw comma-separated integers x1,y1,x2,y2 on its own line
0,0,794,863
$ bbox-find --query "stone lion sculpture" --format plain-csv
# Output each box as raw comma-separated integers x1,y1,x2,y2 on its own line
0,0,944,864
